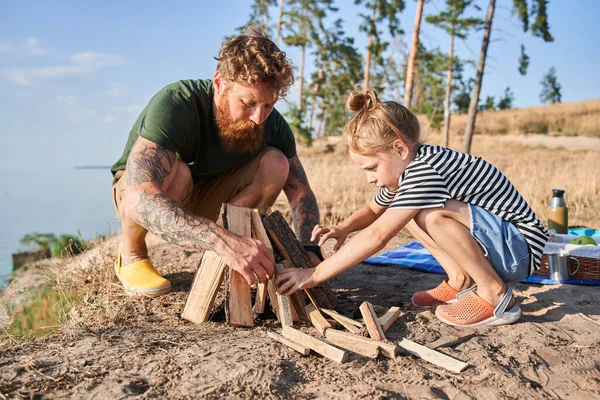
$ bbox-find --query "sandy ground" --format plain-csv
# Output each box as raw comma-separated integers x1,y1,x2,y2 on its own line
1,232,600,399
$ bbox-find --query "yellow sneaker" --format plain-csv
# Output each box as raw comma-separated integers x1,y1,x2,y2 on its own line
114,250,171,297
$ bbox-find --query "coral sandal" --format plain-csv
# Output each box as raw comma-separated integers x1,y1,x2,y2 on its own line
411,279,477,308
435,286,521,327
114,250,171,297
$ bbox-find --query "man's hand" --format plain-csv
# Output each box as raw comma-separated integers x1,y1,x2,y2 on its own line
218,235,275,285
311,224,350,252
276,267,318,295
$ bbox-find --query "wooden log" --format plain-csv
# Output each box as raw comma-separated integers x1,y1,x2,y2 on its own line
305,304,332,336
360,302,386,341
320,309,362,334
398,338,468,373
181,251,227,324
266,279,280,321
279,259,308,322
325,329,398,359
275,263,294,327
378,306,401,332
250,211,270,315
262,211,338,309
281,326,348,364
253,282,267,314
266,331,310,355
427,333,476,350
223,204,253,327
251,210,303,321
325,329,379,358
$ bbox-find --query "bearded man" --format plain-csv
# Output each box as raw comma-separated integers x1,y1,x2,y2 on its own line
110,27,321,296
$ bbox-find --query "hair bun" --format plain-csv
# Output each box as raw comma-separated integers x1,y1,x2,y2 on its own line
347,88,379,113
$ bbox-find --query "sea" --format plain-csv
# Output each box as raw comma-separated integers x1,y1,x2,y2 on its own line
0,167,121,290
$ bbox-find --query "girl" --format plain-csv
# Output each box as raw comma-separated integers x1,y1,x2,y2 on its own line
276,88,548,327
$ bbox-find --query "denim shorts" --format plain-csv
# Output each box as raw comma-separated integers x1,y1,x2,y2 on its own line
469,204,531,283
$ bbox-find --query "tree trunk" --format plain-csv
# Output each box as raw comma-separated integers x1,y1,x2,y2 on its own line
363,7,376,90
404,0,425,108
462,0,495,154
274,0,285,44
298,31,306,107
264,0,270,32
443,30,455,148
308,67,323,136
318,106,327,137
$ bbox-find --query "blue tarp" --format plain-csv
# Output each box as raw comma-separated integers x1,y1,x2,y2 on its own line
364,241,600,286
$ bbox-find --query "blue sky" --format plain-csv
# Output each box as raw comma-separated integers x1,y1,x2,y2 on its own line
1,0,599,172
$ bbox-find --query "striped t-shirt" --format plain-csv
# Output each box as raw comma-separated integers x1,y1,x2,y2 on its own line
375,144,548,274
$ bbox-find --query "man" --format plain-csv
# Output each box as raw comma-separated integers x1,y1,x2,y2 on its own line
110,27,321,296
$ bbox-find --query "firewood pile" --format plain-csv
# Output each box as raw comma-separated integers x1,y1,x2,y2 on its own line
182,204,468,373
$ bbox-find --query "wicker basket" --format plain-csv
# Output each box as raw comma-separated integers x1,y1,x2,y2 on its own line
535,254,600,281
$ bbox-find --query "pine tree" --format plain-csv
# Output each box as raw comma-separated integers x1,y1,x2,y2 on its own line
540,66,562,104
497,86,514,110
404,0,425,108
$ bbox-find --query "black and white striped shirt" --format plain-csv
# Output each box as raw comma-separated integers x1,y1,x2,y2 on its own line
375,144,548,274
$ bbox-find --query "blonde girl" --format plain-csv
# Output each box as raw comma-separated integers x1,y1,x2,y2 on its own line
276,88,548,327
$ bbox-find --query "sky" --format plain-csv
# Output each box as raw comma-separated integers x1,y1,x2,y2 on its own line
1,0,599,172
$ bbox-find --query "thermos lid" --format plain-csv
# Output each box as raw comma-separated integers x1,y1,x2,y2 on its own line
552,189,565,198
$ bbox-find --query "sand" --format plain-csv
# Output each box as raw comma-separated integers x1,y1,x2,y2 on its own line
1,233,599,399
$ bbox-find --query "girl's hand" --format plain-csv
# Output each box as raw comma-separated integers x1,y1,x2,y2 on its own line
276,267,318,295
311,224,349,252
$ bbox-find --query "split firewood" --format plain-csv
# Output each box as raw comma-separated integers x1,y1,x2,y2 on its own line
223,204,254,327
326,329,398,359
262,211,338,309
250,211,268,315
305,304,332,336
324,329,379,359
267,331,310,356
320,308,362,334
274,264,294,327
281,326,348,364
378,306,401,332
398,338,468,373
360,301,386,341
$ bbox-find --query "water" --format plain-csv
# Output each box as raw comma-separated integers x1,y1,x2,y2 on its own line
0,168,121,289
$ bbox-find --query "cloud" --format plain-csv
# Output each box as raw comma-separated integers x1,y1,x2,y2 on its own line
25,37,47,55
0,42,13,54
56,94,80,104
3,51,127,86
101,82,130,97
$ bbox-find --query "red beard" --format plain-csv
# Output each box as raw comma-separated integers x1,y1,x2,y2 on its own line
216,92,265,154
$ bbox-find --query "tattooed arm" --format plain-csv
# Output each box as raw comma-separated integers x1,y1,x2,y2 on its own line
283,155,320,247
121,137,274,283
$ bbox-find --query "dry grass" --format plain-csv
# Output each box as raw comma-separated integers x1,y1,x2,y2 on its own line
443,99,600,137
290,134,600,230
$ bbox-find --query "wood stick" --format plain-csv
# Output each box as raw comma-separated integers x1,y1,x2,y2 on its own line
224,204,253,327
325,329,379,358
378,306,401,332
266,331,310,355
326,329,398,358
275,264,294,327
265,280,280,321
306,304,332,336
253,282,267,314
360,302,386,341
320,309,362,327
280,260,308,322
281,326,348,364
398,338,468,373
427,333,476,350
181,251,227,324
251,210,304,321
262,211,338,309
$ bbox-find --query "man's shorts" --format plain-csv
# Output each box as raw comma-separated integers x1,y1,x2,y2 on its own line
112,151,264,222
469,204,531,283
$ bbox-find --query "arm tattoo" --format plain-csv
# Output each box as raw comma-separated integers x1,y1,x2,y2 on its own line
286,156,320,245
125,139,220,251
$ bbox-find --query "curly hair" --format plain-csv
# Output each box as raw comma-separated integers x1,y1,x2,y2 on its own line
216,26,294,99
343,87,421,155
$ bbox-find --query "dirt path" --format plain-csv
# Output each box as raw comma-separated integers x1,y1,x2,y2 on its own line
1,237,600,399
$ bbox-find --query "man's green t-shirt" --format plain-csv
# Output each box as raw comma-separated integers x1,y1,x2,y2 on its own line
110,79,296,181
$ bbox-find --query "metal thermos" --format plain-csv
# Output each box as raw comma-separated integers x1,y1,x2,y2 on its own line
547,189,568,234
